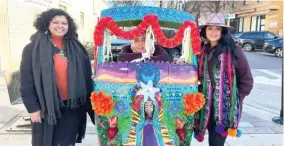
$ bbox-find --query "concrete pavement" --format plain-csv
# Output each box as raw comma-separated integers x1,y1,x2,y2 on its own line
244,51,282,113
245,69,282,113
0,110,282,146
0,75,25,131
0,74,283,146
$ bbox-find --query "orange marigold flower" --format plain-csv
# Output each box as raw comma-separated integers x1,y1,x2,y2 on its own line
183,93,205,115
90,91,114,116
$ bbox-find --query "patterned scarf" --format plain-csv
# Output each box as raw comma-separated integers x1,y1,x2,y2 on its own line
194,46,241,141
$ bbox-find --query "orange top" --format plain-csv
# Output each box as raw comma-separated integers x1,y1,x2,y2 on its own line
51,36,68,101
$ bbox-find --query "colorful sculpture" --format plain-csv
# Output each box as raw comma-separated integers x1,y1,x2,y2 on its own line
91,6,205,146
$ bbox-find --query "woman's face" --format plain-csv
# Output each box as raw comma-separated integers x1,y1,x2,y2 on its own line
49,15,68,38
144,100,154,116
205,25,222,44
132,34,146,53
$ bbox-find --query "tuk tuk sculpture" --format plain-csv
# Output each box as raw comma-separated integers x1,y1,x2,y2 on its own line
91,6,205,146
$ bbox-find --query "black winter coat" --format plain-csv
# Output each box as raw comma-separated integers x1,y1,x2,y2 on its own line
20,40,95,146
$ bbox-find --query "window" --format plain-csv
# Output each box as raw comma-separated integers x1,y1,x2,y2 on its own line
252,15,265,31
59,4,67,11
241,33,250,38
244,0,248,5
250,32,260,38
230,18,240,33
250,16,257,31
80,12,84,29
242,32,260,39
264,32,277,39
259,15,265,31
239,17,244,32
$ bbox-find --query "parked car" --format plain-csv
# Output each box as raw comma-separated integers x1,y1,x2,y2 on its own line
232,33,243,42
235,31,279,51
263,38,283,57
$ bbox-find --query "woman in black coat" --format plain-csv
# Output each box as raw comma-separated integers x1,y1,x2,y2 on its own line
20,9,94,146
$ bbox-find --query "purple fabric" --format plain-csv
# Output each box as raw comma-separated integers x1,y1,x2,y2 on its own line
117,45,171,62
143,124,158,146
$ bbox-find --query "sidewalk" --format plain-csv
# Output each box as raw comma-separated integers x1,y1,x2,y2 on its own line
0,75,25,131
0,75,283,146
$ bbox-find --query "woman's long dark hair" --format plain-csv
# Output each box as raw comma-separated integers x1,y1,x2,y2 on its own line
32,8,78,39
200,26,238,66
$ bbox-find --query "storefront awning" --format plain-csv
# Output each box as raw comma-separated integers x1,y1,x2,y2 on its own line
235,5,280,17
236,9,256,15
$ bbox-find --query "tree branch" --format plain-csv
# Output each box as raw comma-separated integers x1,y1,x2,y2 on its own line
109,0,143,7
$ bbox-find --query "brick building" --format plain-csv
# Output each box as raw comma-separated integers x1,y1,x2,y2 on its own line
223,0,283,36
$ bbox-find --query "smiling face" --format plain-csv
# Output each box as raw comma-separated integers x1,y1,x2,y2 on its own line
206,25,222,45
132,34,146,53
49,15,68,38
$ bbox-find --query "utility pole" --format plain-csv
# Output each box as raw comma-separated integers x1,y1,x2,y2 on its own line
272,52,283,125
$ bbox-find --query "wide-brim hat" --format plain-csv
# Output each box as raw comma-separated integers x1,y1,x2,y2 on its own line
198,13,234,32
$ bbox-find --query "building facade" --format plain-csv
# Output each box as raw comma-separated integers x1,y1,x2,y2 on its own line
223,0,283,36
0,0,108,72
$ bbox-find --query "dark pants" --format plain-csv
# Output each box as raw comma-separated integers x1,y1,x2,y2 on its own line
207,107,227,146
52,107,82,146
208,124,227,146
31,107,83,146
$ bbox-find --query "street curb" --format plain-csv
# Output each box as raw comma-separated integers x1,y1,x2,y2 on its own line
243,104,279,122
244,103,280,115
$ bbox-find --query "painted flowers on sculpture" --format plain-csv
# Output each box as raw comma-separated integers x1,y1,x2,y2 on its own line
136,80,160,103
114,100,128,114
90,91,115,116
168,102,181,115
183,93,205,115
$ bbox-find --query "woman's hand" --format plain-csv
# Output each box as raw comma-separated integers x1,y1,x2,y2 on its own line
31,110,42,123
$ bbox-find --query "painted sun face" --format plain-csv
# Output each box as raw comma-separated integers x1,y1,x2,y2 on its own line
206,25,222,44
49,15,69,38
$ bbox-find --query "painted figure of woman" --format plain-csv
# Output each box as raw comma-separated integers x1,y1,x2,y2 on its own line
127,92,175,146
137,98,161,146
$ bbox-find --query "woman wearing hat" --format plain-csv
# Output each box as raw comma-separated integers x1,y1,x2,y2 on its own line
193,13,254,146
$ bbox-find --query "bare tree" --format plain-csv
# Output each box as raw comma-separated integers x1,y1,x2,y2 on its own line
167,1,204,25
182,1,203,25
167,0,242,25
167,1,182,10
109,0,143,7
203,1,242,14
203,1,223,13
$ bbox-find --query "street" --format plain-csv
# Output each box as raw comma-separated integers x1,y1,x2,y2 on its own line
244,51,282,113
